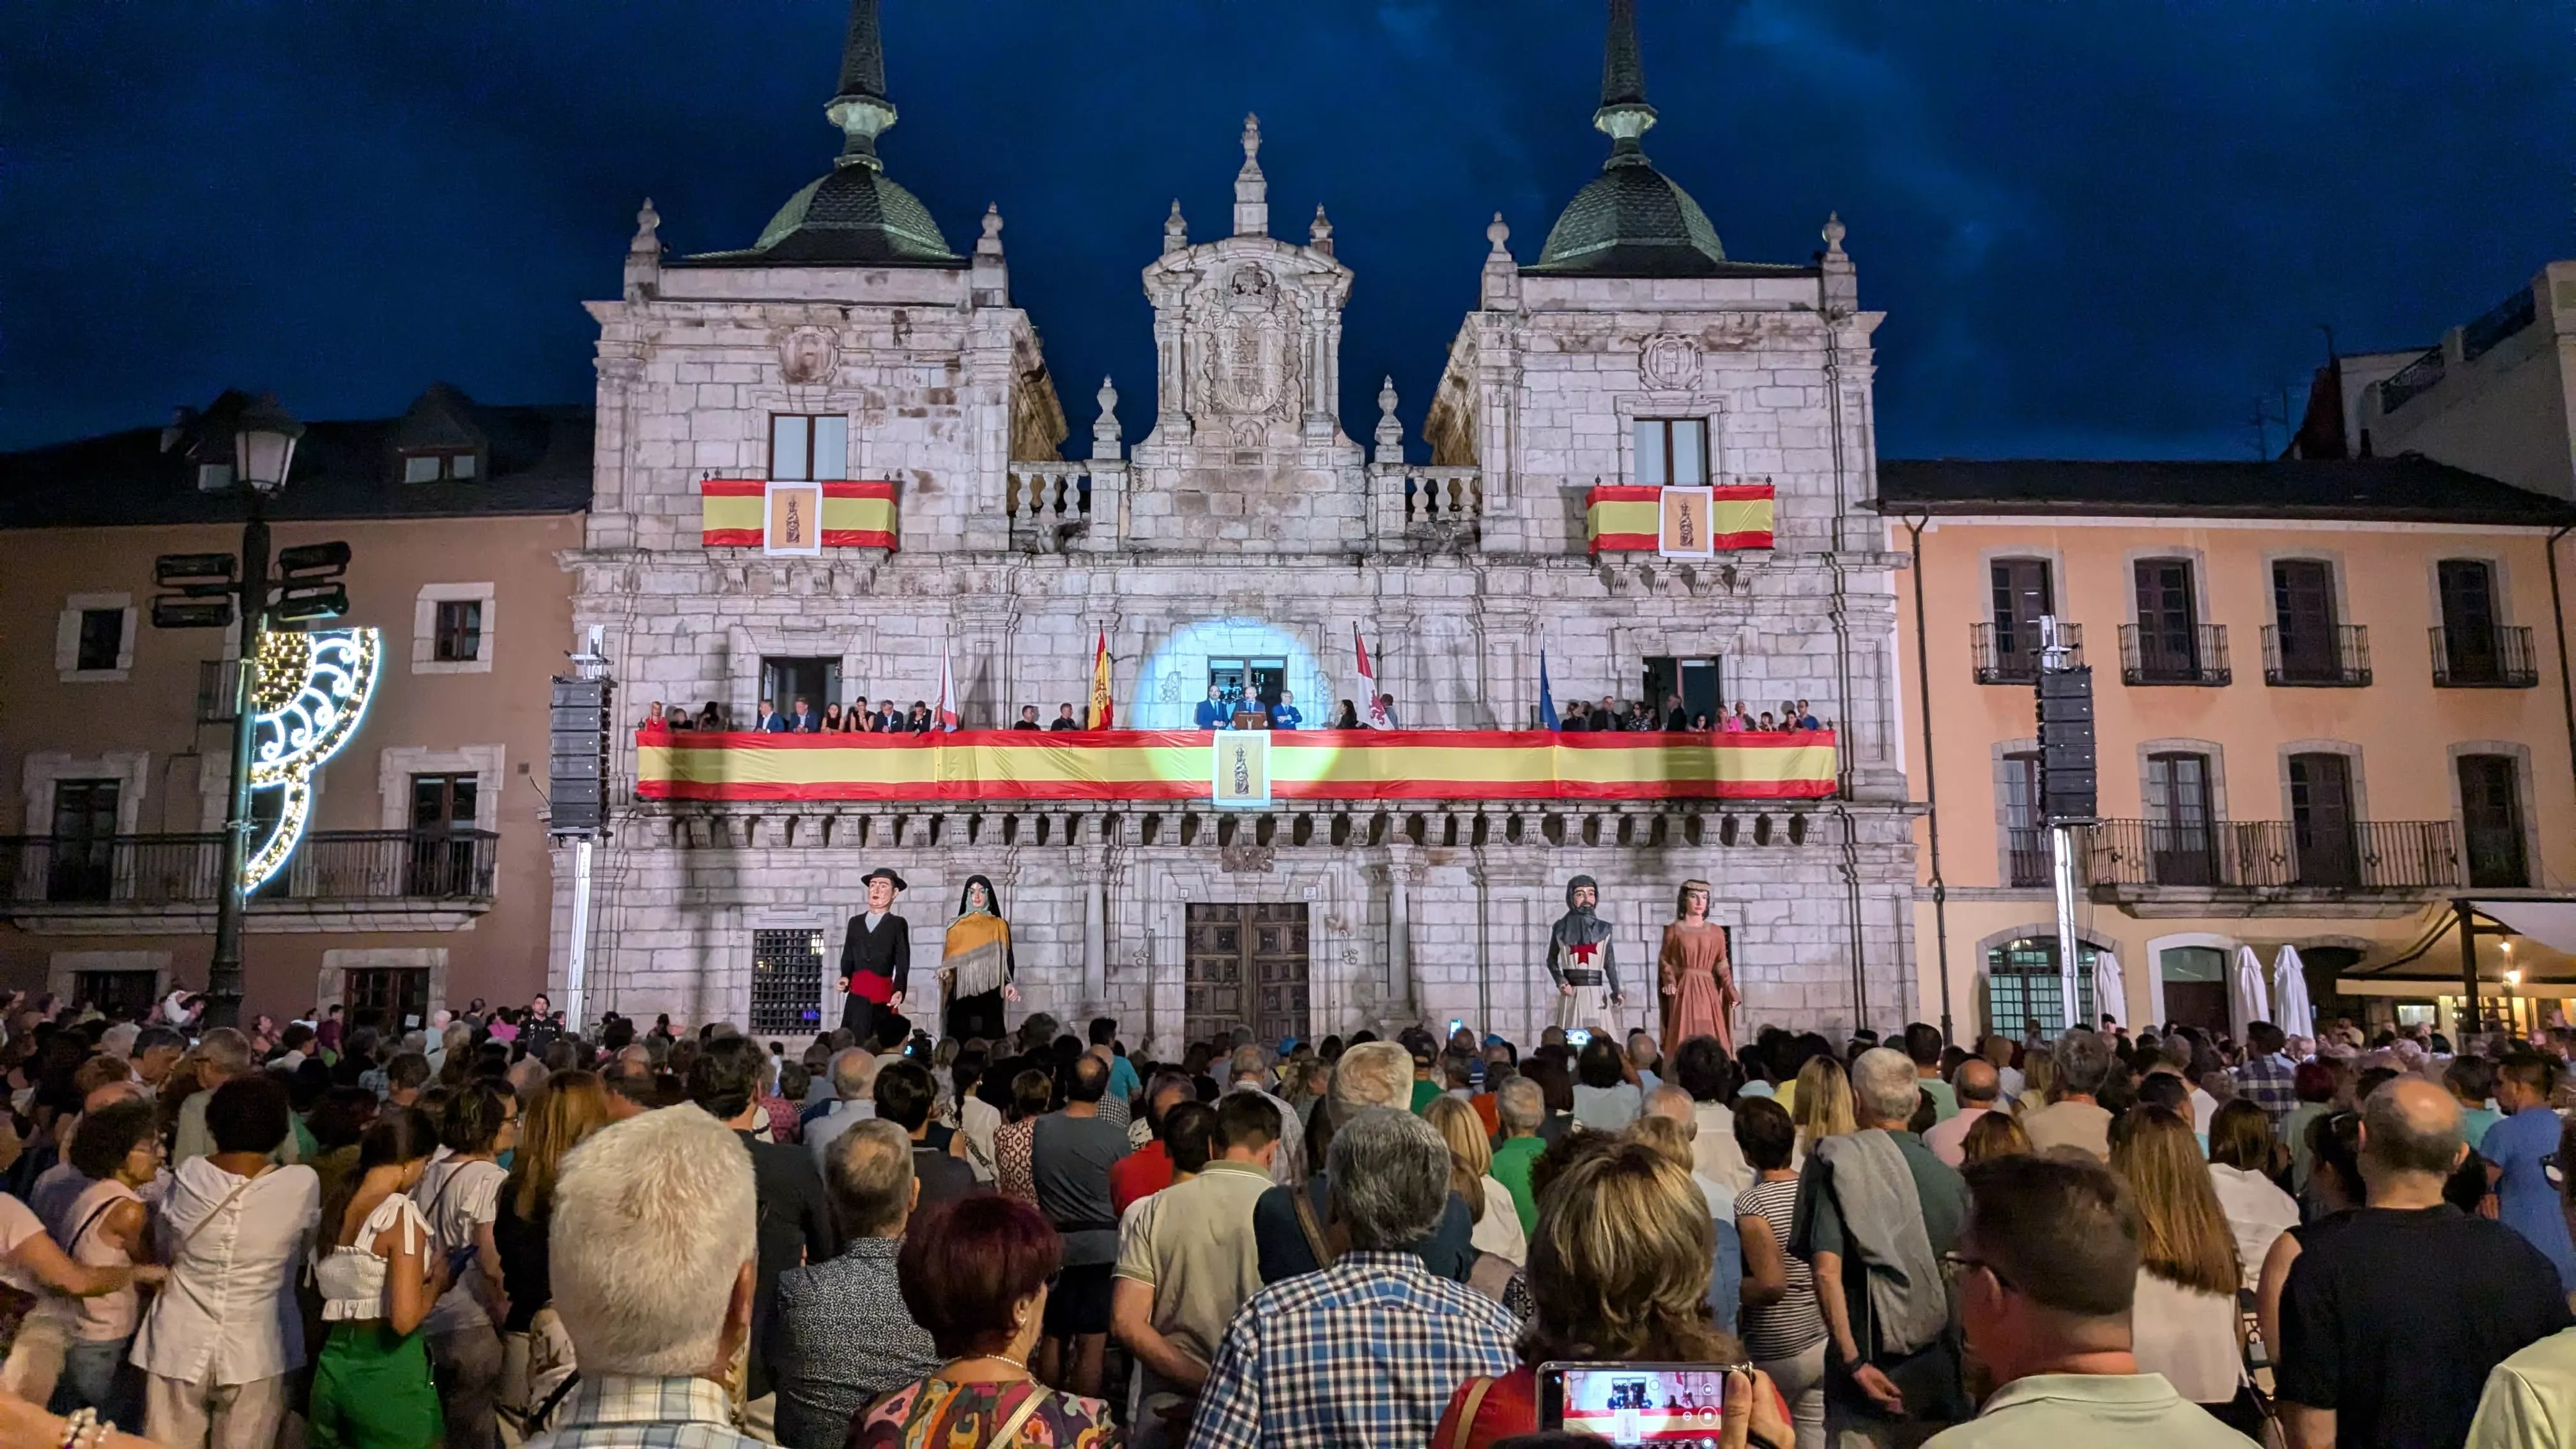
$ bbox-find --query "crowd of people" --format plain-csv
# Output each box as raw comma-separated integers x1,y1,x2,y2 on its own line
634,690,1834,737
0,993,2564,1448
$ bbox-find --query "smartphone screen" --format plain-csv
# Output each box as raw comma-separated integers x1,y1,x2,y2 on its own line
1565,1028,1593,1048
1538,1361,1738,1446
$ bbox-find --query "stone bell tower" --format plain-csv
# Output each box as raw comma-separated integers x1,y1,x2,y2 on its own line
1126,116,1366,551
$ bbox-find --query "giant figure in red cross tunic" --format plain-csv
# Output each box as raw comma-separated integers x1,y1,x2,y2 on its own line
1547,873,1627,1037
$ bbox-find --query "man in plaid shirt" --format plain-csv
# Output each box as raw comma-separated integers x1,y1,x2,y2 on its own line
2233,1021,2297,1124
1188,1108,1516,1449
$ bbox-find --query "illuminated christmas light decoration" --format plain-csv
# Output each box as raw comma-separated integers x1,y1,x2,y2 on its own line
241,627,381,892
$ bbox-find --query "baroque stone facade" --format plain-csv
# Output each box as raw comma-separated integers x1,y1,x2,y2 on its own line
551,3,1919,1055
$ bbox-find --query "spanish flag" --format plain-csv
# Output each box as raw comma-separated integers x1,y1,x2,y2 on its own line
1088,630,1115,730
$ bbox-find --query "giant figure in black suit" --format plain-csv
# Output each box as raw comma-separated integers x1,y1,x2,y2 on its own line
838,866,910,1041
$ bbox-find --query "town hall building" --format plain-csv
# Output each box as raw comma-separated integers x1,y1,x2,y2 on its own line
557,0,1918,1054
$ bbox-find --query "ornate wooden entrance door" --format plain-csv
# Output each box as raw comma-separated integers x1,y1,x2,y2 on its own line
1185,903,1310,1046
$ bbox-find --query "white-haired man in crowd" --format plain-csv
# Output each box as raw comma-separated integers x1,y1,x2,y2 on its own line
523,1103,764,1449
1248,1041,1473,1284
804,1048,881,1171
1226,1045,1305,1186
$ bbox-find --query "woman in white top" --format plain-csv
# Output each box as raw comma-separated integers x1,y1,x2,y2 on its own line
54,1100,165,1426
310,1108,445,1449
1570,1038,1643,1134
2110,1107,2251,1425
409,1080,517,1449
2204,1099,2300,1294
132,1075,321,1449
1425,1098,1529,1269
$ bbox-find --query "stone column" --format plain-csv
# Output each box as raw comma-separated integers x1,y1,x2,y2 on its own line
1082,837,1108,1011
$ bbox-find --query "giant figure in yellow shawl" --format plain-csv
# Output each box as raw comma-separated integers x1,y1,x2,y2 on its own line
938,874,1018,1041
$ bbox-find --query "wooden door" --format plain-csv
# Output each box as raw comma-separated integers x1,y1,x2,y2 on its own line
2458,754,2528,887
2273,560,2338,680
408,774,478,896
1186,903,1310,1047
2133,560,2200,675
2145,752,2215,886
47,779,119,902
1989,558,2053,675
2288,752,2358,887
2439,560,2500,680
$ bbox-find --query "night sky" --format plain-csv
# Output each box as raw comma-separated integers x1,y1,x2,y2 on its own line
8,1,2566,459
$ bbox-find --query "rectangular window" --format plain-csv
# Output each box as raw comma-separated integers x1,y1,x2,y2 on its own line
751,928,827,1037
401,451,476,483
2458,753,2528,888
342,969,431,1033
74,609,125,673
2145,751,2216,887
2288,752,2358,888
769,415,850,483
433,600,484,663
1986,558,2053,680
2438,559,2501,681
759,657,843,726
1631,419,1708,488
408,773,480,898
48,779,121,903
72,970,159,1021
2272,560,2339,682
1982,937,2096,1043
2132,558,2201,676
2002,751,2048,887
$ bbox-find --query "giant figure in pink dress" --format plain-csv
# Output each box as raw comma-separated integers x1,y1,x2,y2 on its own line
1659,878,1736,1059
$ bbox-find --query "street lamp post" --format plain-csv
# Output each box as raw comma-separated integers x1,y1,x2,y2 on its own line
204,397,303,1031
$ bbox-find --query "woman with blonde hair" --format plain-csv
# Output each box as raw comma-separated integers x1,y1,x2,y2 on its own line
2014,1046,2056,1115
1790,1056,1853,1154
1433,1142,1791,1449
2109,1106,2248,1423
1425,1096,1527,1269
493,1071,612,1434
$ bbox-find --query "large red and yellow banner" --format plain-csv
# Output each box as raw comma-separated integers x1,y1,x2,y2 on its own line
1586,482,1774,555
700,479,900,551
634,728,1837,804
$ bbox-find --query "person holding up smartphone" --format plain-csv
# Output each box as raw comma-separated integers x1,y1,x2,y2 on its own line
1433,1139,1791,1449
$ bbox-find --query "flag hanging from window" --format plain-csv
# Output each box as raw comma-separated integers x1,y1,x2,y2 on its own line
1088,630,1115,730
1355,625,1390,729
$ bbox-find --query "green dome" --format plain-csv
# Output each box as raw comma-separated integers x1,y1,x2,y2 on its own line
686,162,960,268
1526,153,1729,279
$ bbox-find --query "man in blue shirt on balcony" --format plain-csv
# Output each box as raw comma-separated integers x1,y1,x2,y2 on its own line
1269,690,1303,732
1195,684,1232,730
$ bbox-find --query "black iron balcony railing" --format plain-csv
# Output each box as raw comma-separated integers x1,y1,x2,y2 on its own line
195,660,244,724
2085,818,2457,891
2004,827,2053,888
2262,624,2371,687
2463,286,2540,362
1972,622,2082,686
2379,344,2446,415
2430,625,2540,688
0,831,500,907
2119,625,2230,686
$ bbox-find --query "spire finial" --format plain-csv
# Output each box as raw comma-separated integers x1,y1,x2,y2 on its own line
978,203,1005,257
1234,113,1269,236
1375,376,1405,463
826,0,898,170
1592,0,1659,160
1486,211,1511,254
1092,376,1123,461
1163,198,1188,255
631,198,662,255
1309,204,1334,256
1821,211,1847,256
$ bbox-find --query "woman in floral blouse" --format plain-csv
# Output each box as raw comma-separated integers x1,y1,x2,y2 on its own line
992,1068,1054,1207
854,1195,1115,1449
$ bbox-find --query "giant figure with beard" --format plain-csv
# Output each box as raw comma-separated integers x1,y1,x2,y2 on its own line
1547,873,1626,1036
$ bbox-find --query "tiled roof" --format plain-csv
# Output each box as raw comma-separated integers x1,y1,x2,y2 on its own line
1871,456,2576,528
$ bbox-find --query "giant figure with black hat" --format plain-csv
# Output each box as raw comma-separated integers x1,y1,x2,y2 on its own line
1547,873,1626,1036
839,866,911,1040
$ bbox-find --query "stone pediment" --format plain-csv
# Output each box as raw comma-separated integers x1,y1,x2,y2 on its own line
1140,234,1355,471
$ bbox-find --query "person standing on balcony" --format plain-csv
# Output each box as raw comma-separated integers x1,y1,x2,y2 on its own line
1048,703,1082,732
839,869,912,1044
1268,690,1302,731
1195,685,1231,731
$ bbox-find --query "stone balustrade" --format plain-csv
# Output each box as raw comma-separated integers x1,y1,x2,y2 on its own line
1370,464,1485,547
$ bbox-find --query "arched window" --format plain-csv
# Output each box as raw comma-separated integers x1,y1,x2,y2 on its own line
1984,937,2098,1041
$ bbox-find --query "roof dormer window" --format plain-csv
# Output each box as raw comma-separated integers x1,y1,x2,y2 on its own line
402,450,478,483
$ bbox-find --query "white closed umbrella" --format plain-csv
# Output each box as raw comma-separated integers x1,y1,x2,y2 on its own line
2271,944,2317,1040
2092,949,2128,1031
2232,945,2273,1040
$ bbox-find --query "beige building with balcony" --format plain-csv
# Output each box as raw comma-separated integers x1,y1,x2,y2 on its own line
0,386,587,1027
1881,456,2576,1040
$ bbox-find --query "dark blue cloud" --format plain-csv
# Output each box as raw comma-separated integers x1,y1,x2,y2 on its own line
5,1,2565,460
